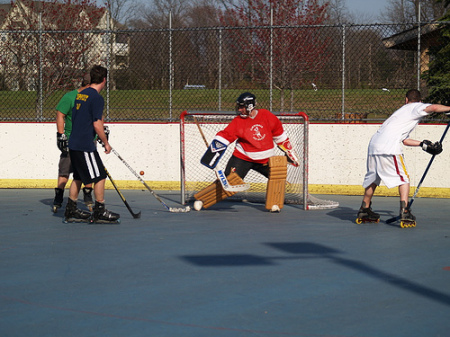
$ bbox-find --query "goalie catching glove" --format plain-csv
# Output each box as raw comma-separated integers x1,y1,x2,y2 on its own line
57,132,68,154
277,139,300,167
200,139,227,169
420,140,442,155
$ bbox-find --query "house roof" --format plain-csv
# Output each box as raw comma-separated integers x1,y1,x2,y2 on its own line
2,0,107,29
382,22,441,50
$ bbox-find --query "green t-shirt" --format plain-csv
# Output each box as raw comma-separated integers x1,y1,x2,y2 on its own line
55,89,78,137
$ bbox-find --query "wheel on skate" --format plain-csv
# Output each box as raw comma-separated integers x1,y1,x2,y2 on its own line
89,218,121,225
400,220,416,228
62,217,91,224
355,218,380,224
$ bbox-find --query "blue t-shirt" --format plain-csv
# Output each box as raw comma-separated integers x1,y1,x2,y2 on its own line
69,87,104,152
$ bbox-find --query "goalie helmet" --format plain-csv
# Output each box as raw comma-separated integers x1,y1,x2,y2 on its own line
236,92,256,118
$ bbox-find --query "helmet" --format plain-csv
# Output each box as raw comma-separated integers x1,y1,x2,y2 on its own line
236,92,256,118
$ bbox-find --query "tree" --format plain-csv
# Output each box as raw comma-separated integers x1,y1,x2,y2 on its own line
103,0,138,26
220,0,332,111
423,0,450,103
0,0,106,117
382,0,447,27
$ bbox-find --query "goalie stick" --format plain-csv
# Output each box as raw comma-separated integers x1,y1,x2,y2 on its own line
111,147,190,213
386,120,450,224
104,167,141,219
194,116,250,192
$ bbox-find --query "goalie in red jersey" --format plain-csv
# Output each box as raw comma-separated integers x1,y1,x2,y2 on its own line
198,92,300,211
204,92,299,178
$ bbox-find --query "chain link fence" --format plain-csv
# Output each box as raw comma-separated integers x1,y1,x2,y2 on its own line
0,22,447,122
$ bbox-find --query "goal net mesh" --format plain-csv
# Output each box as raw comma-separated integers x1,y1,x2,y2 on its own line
180,111,338,210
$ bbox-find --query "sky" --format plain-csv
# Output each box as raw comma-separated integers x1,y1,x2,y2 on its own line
345,0,390,17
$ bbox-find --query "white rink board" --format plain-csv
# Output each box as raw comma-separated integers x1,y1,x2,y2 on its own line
0,122,449,189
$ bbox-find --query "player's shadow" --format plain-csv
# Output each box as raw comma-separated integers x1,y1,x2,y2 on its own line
326,206,359,222
327,206,397,225
40,197,92,218
180,241,450,307
205,200,249,212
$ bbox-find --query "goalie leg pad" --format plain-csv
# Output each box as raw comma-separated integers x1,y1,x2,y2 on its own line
265,156,288,210
194,172,245,209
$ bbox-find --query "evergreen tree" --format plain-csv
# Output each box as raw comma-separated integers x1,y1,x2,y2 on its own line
423,0,450,103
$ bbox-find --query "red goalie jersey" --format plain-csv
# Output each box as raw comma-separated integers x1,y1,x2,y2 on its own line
213,109,288,164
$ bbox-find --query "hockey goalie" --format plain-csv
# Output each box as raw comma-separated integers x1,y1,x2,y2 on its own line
194,92,300,212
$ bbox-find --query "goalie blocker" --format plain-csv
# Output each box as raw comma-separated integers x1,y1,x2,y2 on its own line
200,139,227,169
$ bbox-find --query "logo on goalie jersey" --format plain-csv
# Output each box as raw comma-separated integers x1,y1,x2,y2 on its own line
250,124,266,141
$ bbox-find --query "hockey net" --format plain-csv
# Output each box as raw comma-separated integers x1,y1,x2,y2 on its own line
180,111,338,210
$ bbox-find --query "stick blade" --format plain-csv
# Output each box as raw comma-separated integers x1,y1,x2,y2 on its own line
215,168,250,192
223,183,250,192
169,206,191,213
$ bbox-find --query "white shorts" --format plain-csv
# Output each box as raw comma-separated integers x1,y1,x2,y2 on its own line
363,154,410,189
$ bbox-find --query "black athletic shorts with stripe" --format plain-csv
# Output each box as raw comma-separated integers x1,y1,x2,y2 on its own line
69,150,107,185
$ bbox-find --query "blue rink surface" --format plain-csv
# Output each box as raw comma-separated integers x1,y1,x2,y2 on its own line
1,188,449,337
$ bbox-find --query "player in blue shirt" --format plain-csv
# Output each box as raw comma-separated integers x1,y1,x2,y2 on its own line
64,65,120,224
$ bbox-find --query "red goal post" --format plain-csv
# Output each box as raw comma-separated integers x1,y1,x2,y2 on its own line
180,110,338,210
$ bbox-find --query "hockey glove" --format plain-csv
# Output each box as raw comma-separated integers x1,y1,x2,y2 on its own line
277,139,300,167
420,140,443,155
97,126,110,146
57,132,68,154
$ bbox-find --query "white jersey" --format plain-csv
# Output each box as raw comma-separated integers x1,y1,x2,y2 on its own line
368,102,430,155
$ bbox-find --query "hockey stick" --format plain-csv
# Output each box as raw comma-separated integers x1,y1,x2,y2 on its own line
104,167,141,219
193,116,250,192
386,121,450,224
111,147,190,213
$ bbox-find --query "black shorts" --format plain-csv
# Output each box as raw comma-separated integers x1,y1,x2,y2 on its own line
58,151,72,176
69,150,107,185
225,155,269,179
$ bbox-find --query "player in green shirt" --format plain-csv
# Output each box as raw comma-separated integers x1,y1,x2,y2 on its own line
53,73,93,213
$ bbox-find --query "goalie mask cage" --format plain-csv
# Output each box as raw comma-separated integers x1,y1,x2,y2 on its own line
180,111,338,210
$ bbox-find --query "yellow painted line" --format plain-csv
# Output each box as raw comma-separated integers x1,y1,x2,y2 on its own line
309,184,450,198
1,180,449,199
0,180,180,191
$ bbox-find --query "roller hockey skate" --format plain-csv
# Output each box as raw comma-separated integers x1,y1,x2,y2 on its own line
90,201,120,224
83,187,94,211
400,206,416,228
63,198,91,223
356,201,380,224
52,188,64,213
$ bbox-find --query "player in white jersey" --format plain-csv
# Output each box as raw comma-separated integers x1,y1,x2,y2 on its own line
357,89,450,224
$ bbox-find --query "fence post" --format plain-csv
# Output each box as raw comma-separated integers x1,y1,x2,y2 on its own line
270,7,273,112
218,28,222,111
106,10,111,122
37,12,43,122
169,10,173,121
417,2,421,91
341,24,346,120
